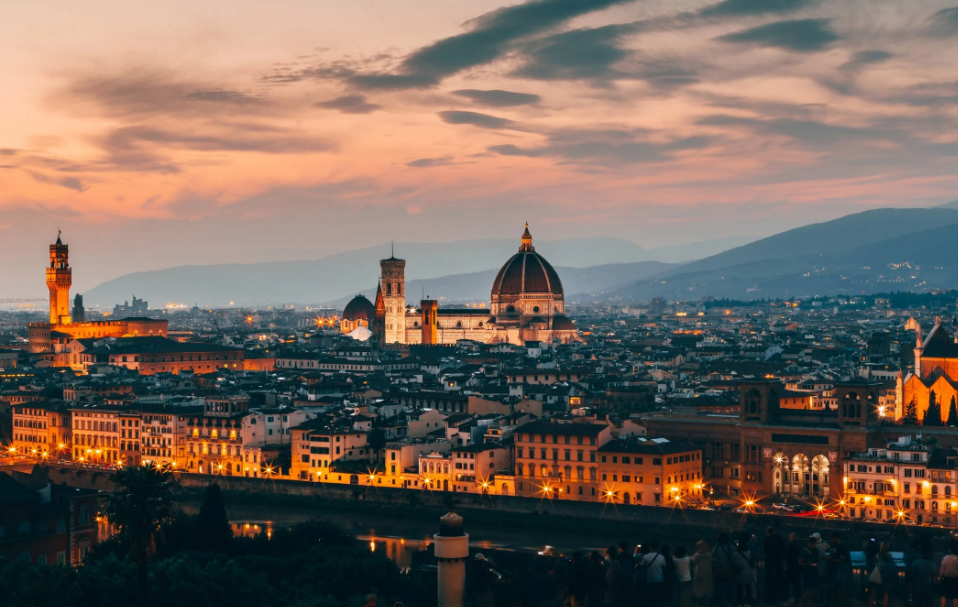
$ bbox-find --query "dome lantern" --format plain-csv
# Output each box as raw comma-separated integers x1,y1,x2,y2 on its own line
519,222,534,252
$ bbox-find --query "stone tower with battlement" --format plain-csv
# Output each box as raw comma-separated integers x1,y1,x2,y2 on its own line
380,252,406,345
46,233,72,325
421,299,439,345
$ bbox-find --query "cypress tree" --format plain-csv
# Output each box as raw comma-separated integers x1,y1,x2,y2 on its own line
924,390,941,426
902,398,919,425
196,483,233,553
948,396,958,427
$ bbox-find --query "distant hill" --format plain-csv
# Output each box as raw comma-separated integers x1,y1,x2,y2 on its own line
610,208,958,301
333,261,678,306
83,236,697,307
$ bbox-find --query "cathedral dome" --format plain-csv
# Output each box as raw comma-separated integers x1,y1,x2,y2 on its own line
491,224,564,299
342,295,376,321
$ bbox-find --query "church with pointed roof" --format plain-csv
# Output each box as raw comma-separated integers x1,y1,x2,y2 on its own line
340,224,581,346
899,317,958,423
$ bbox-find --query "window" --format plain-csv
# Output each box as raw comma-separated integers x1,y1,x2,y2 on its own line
57,552,66,566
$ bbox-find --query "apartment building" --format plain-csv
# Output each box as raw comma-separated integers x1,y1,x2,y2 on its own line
450,442,512,494
513,420,613,499
183,396,249,476
383,439,450,488
290,417,371,481
10,402,71,460
596,437,704,506
843,435,958,526
70,406,123,464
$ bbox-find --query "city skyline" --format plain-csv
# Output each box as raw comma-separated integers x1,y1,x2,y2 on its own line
3,0,958,294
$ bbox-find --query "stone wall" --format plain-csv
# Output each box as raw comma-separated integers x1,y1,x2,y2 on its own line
176,472,847,533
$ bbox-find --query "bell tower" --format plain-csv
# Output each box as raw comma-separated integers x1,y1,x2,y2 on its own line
46,231,72,325
380,245,406,345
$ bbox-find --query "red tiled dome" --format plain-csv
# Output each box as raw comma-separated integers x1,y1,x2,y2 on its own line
491,224,564,298
342,295,376,321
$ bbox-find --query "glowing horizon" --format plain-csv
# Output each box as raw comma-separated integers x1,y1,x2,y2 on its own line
2,0,958,292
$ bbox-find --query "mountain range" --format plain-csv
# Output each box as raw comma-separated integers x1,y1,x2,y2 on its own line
83,236,743,307
605,207,958,301
81,205,958,307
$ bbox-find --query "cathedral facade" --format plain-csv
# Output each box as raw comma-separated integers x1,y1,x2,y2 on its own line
341,224,580,346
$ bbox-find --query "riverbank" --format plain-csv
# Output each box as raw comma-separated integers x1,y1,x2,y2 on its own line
173,477,946,556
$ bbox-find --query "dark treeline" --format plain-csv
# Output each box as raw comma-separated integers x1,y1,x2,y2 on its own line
703,291,958,310
0,481,432,607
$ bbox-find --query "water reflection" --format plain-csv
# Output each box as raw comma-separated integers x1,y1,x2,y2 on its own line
230,520,430,569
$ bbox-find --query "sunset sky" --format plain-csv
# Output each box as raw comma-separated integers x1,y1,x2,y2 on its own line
2,0,958,293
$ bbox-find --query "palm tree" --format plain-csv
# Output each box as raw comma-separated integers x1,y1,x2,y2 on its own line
105,465,176,592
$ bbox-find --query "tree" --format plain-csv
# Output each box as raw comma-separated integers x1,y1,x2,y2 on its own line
948,396,958,427
195,484,233,553
367,428,387,456
104,465,176,593
902,398,919,425
924,390,942,426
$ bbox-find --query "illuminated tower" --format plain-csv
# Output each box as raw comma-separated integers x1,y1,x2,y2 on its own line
46,232,72,325
421,299,438,345
380,248,406,344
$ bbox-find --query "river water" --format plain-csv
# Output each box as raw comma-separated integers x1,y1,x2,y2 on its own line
182,502,628,567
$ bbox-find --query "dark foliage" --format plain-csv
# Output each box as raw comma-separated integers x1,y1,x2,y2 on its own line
924,390,942,426
1,516,431,607
195,484,233,553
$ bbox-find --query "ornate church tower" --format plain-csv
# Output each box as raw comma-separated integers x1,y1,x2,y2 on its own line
46,232,72,325
380,249,406,345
